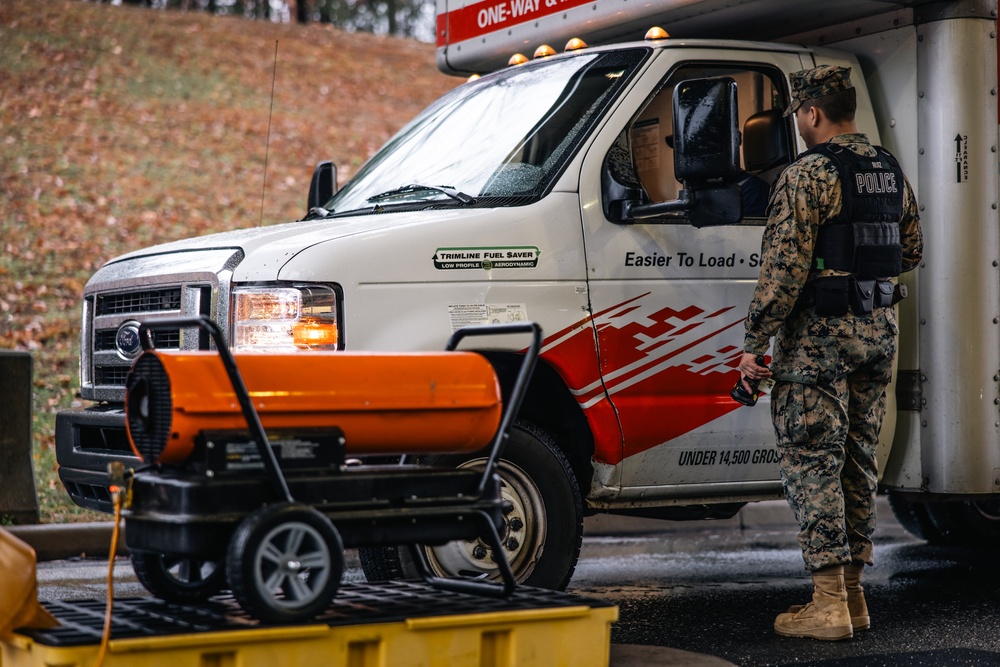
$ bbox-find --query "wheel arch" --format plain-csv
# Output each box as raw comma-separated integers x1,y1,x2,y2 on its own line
479,350,595,500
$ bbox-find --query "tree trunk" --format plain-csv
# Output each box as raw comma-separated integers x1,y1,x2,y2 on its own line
385,0,398,35
293,0,310,23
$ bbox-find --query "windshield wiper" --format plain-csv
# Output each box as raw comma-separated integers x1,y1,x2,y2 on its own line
366,184,477,205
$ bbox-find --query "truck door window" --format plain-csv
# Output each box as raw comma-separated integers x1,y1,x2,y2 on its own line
629,64,791,219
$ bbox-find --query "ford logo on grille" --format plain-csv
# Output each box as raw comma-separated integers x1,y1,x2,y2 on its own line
115,321,143,360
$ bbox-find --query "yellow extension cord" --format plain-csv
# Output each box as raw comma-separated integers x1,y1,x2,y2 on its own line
94,478,126,667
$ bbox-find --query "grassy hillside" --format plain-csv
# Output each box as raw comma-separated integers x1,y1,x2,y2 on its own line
0,0,458,521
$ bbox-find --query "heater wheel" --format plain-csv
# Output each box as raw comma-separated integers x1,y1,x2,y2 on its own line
227,503,344,623
131,551,227,603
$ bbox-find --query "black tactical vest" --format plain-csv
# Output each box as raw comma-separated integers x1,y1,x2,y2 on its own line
806,143,905,279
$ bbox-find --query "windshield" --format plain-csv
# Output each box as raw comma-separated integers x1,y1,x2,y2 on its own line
324,48,649,215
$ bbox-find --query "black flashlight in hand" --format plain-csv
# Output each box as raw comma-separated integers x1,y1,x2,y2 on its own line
731,355,767,407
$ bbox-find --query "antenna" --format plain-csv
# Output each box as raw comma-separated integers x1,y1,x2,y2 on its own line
260,40,279,227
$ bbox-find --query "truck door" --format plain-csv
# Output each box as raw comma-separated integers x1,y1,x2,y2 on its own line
579,50,807,502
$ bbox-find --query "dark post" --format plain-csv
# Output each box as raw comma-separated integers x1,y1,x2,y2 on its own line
0,351,40,524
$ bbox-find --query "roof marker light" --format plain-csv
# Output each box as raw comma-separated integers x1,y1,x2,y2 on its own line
508,53,529,66
533,44,556,59
564,37,588,52
645,26,670,40
467,73,481,82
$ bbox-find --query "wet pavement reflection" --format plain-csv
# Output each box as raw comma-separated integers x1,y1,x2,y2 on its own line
568,502,1000,666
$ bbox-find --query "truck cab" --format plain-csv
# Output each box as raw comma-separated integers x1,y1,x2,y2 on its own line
57,0,1000,591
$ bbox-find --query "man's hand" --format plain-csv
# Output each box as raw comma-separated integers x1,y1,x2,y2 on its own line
737,352,772,392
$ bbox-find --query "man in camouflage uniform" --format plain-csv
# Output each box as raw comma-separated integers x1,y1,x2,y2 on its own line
738,65,923,640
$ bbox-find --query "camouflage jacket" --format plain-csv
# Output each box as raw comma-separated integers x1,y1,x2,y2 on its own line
743,133,924,356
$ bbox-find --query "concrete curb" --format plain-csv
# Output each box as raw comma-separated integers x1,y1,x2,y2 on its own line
611,644,736,667
8,522,129,561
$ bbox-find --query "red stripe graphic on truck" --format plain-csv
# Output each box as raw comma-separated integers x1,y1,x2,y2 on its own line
540,293,747,465
438,0,596,47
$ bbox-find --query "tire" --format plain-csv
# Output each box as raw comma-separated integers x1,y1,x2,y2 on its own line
886,490,944,542
359,420,583,590
226,503,344,623
924,497,1000,546
887,491,1000,546
131,551,227,603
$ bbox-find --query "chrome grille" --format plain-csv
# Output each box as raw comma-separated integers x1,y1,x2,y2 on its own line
94,366,132,386
96,288,182,315
87,284,211,400
79,249,242,403
94,328,181,351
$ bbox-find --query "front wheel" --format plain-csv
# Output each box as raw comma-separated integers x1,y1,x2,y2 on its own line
359,420,583,590
226,503,344,623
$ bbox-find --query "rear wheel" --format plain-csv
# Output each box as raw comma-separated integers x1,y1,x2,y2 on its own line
886,490,943,542
359,420,583,590
131,551,226,603
887,491,1000,546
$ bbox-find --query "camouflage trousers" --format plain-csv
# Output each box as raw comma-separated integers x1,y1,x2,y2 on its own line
769,306,898,571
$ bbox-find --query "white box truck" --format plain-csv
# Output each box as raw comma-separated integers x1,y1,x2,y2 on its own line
56,0,1000,593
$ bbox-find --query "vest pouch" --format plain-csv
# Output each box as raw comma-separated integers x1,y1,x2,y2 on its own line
813,224,854,271
850,278,876,315
813,275,851,317
874,280,895,308
853,222,902,278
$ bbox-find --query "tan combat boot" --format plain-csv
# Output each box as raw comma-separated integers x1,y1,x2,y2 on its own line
774,565,853,640
786,562,870,630
844,562,870,630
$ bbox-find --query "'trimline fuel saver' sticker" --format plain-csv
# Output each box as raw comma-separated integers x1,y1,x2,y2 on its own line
434,246,540,270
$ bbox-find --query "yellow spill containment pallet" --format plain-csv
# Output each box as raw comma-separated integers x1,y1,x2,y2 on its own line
2,581,618,667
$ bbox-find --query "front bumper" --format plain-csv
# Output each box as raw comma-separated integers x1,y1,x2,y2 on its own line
55,405,141,514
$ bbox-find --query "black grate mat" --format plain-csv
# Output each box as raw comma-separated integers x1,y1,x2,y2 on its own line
27,581,614,647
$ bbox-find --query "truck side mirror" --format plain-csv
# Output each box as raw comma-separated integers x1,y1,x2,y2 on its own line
672,77,741,185
307,161,337,215
617,77,742,227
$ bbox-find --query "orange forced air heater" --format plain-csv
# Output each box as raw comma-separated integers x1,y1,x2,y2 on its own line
120,316,541,623
125,350,502,465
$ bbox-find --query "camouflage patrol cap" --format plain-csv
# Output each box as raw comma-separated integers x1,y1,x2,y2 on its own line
784,65,853,117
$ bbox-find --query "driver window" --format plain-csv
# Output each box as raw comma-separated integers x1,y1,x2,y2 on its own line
629,64,792,218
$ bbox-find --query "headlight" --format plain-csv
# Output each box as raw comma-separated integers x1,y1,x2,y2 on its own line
232,284,340,351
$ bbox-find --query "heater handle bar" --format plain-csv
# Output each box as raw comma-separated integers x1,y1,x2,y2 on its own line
443,323,542,497
138,316,295,504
